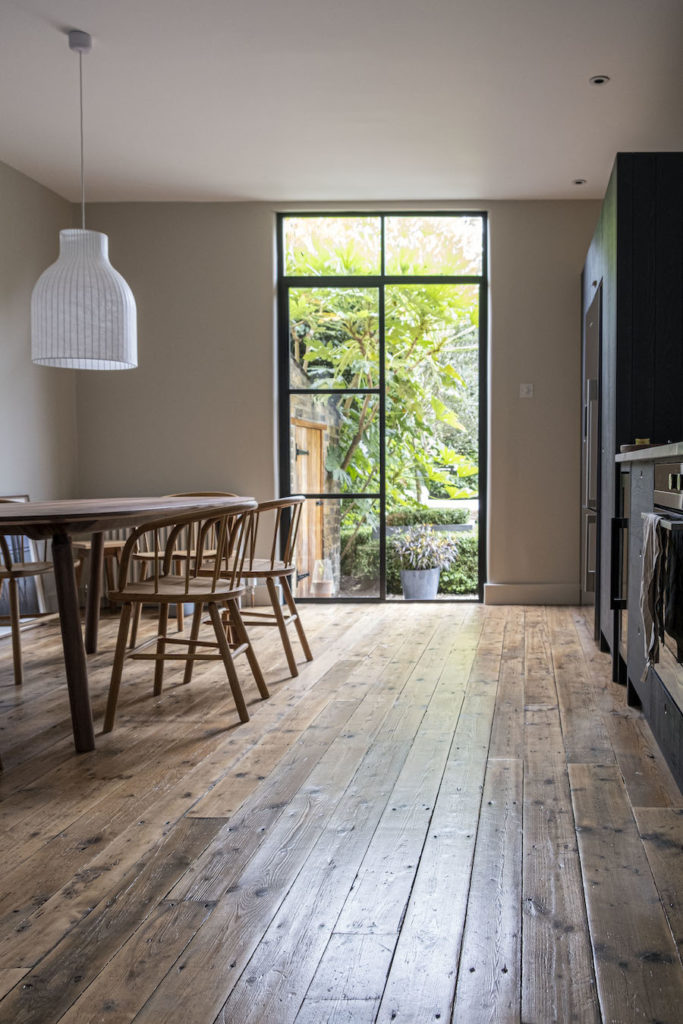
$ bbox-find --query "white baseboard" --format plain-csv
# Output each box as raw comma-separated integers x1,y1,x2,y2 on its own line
483,582,580,606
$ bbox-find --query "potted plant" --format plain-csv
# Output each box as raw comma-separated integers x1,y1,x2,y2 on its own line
392,525,458,599
310,558,335,597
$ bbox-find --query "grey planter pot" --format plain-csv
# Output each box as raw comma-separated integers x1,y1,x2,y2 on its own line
400,567,441,599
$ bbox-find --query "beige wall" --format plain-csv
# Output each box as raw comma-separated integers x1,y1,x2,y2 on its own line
0,162,608,598
485,200,600,603
0,162,77,499
77,202,278,503
79,199,599,601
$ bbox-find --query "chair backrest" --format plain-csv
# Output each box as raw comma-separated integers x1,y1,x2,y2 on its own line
130,492,240,561
0,497,29,572
249,496,305,570
117,502,257,594
0,534,12,573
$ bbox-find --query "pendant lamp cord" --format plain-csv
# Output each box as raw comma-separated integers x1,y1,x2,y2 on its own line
79,50,85,229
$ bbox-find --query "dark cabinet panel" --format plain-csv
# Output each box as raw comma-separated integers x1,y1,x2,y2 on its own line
648,674,683,789
582,153,683,655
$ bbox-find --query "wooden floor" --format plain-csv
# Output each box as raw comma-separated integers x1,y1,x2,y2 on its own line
0,603,682,1023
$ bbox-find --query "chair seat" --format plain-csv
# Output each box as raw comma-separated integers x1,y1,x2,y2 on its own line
0,561,53,580
133,549,216,559
73,539,126,553
237,558,295,578
110,575,244,604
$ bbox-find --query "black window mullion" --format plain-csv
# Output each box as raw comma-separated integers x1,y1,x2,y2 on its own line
295,493,381,501
379,214,386,599
283,275,484,288
277,217,290,499
289,387,380,396
477,277,488,601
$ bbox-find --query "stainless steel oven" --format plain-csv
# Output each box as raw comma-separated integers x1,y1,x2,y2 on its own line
655,463,683,511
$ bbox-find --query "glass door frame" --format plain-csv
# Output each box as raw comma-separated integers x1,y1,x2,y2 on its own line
276,211,488,602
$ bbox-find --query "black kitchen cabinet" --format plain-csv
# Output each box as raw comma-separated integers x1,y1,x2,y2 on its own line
582,152,683,659
618,449,683,791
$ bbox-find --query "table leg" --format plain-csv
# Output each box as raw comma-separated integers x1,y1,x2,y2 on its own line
52,533,95,753
85,531,104,654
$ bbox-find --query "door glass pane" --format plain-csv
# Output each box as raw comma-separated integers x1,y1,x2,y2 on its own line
284,217,381,275
289,287,379,389
385,283,480,597
385,216,483,276
291,395,380,495
295,497,380,598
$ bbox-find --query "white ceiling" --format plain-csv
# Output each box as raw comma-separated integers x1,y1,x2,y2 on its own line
0,0,681,203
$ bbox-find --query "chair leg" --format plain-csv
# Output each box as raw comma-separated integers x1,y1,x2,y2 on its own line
221,609,235,646
74,553,85,591
281,574,313,662
183,602,203,685
129,602,142,649
8,577,23,686
267,576,298,677
208,602,249,723
103,602,133,733
228,598,269,699
105,556,116,605
153,605,169,696
174,558,184,630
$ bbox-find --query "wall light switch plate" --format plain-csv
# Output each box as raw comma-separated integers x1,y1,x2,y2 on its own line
519,382,534,398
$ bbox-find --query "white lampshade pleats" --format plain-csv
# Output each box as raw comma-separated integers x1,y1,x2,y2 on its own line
31,230,137,370
30,30,138,370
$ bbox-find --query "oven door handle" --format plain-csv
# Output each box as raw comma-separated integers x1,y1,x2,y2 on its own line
610,516,628,610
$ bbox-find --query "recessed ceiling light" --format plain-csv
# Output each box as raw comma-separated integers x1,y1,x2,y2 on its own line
573,178,587,186
589,74,611,85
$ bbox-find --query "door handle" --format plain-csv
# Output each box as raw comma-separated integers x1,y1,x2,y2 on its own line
610,516,627,610
584,512,596,593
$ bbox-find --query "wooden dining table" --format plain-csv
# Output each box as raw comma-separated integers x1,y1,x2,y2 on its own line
0,495,255,753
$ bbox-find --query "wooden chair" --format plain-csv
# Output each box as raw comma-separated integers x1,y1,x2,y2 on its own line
238,496,313,677
103,502,268,733
0,500,54,686
128,492,237,646
73,530,128,607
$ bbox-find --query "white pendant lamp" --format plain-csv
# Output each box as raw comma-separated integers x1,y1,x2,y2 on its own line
31,30,137,370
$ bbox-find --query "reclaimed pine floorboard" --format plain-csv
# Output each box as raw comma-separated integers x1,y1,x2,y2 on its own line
0,603,681,1023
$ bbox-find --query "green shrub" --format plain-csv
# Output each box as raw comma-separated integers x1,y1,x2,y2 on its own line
386,506,469,527
345,537,379,582
386,545,401,593
341,524,478,596
440,534,479,595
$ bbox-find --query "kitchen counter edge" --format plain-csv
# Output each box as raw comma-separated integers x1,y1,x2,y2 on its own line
616,441,683,463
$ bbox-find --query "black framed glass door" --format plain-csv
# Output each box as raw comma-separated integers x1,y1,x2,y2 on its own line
278,213,487,601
